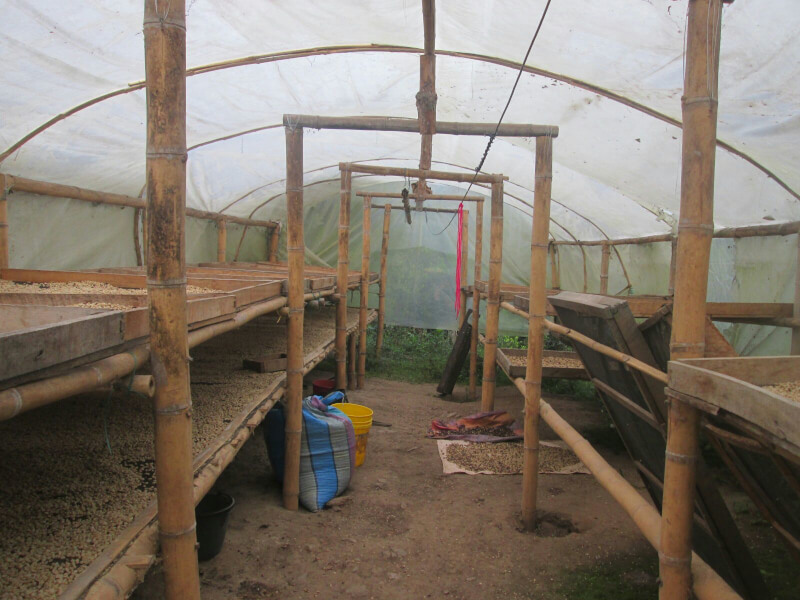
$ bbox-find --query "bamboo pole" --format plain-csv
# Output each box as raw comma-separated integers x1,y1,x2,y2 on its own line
506,377,740,600
348,332,357,390
268,223,281,262
480,180,504,411
416,0,436,205
134,207,143,266
216,219,227,262
371,204,458,214
356,191,483,201
143,1,200,597
284,114,558,137
549,243,559,290
376,204,391,355
660,1,722,597
335,169,352,388
0,173,8,269
521,136,553,530
600,242,610,295
469,199,484,399
340,163,504,184
459,209,469,328
668,236,678,296
283,125,305,511
357,197,371,388
793,234,800,354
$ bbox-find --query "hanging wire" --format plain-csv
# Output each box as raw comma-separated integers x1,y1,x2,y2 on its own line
429,0,553,236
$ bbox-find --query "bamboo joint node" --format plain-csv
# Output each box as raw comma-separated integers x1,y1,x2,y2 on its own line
159,523,197,538
665,450,698,465
682,95,718,107
657,551,692,566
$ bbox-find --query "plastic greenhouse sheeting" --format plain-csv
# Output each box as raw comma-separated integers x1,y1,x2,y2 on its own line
1,1,798,354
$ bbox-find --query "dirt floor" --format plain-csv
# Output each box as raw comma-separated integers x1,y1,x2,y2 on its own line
134,376,662,600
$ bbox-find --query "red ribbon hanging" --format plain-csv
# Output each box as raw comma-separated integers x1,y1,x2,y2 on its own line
455,202,464,317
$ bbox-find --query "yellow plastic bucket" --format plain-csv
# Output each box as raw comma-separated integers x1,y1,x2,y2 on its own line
332,403,373,467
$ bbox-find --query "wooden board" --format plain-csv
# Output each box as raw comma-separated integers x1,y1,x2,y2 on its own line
549,291,768,600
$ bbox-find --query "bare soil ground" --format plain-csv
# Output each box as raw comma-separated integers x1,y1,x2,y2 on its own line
134,376,658,599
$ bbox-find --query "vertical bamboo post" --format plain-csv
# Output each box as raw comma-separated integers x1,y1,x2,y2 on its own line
469,199,484,400
416,0,436,206
522,136,553,530
348,332,357,389
660,1,722,598
793,234,800,355
600,242,610,295
458,209,469,328
357,198,371,389
481,180,504,411
549,242,560,290
216,218,227,263
376,204,391,355
335,170,352,388
0,174,8,269
283,125,305,511
668,236,678,296
143,2,200,597
268,223,281,262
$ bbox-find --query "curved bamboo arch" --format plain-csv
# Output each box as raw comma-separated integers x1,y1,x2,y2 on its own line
1,43,795,205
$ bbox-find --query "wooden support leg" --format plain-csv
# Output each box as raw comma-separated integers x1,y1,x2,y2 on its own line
283,125,305,511
549,242,559,290
660,0,722,598
348,332,357,390
335,170,352,389
458,209,469,329
480,181,503,411
469,199,484,400
668,236,678,296
357,198,371,389
600,242,610,295
216,218,227,263
376,204,391,355
143,1,200,597
268,223,281,262
522,136,553,530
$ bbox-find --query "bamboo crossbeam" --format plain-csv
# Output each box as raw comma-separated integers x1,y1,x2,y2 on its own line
356,191,484,201
283,125,304,512
357,198,370,388
143,1,200,596
503,376,740,600
340,163,505,184
371,203,459,214
499,302,669,385
284,114,559,138
4,174,279,229
336,170,352,388
480,181,504,410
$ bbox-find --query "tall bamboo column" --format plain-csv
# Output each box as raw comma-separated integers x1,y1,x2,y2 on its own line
0,174,8,269
283,125,305,511
793,234,800,354
549,243,560,290
268,223,281,262
357,198,371,389
469,199,484,399
376,204,391,355
600,242,610,295
458,209,469,328
522,136,553,530
216,219,227,262
143,1,200,597
668,236,678,295
660,0,722,598
481,181,504,411
348,332,357,389
335,170,352,388
416,0,437,205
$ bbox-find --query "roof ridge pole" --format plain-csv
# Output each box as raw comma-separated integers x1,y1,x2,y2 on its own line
143,1,201,597
480,178,504,411
416,0,437,208
660,1,723,599
283,125,305,511
469,199,484,399
335,168,352,388
521,135,553,531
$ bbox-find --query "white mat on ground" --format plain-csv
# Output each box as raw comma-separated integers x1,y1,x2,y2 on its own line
437,439,590,476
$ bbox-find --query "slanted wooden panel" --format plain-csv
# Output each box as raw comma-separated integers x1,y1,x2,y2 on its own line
549,292,766,600
436,309,472,396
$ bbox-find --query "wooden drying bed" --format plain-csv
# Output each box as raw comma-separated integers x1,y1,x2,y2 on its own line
495,348,588,380
471,280,796,326
0,307,376,600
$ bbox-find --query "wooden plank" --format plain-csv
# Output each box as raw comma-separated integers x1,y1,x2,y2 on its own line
671,355,800,386
0,304,107,333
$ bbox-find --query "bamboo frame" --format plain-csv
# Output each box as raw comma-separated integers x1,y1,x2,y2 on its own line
285,114,559,138
668,236,678,296
356,191,484,202
143,1,200,597
268,223,281,262
480,181,503,411
600,242,610,295
469,199,484,399
357,197,371,388
348,331,357,390
283,125,304,511
335,170,352,388
0,173,8,269
371,204,459,214
459,209,469,328
416,0,436,202
549,243,559,290
521,136,553,530
660,1,723,597
376,204,391,355
216,218,227,262
340,163,505,184
793,233,800,354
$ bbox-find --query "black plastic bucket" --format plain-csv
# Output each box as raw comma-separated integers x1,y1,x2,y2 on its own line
195,491,235,561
